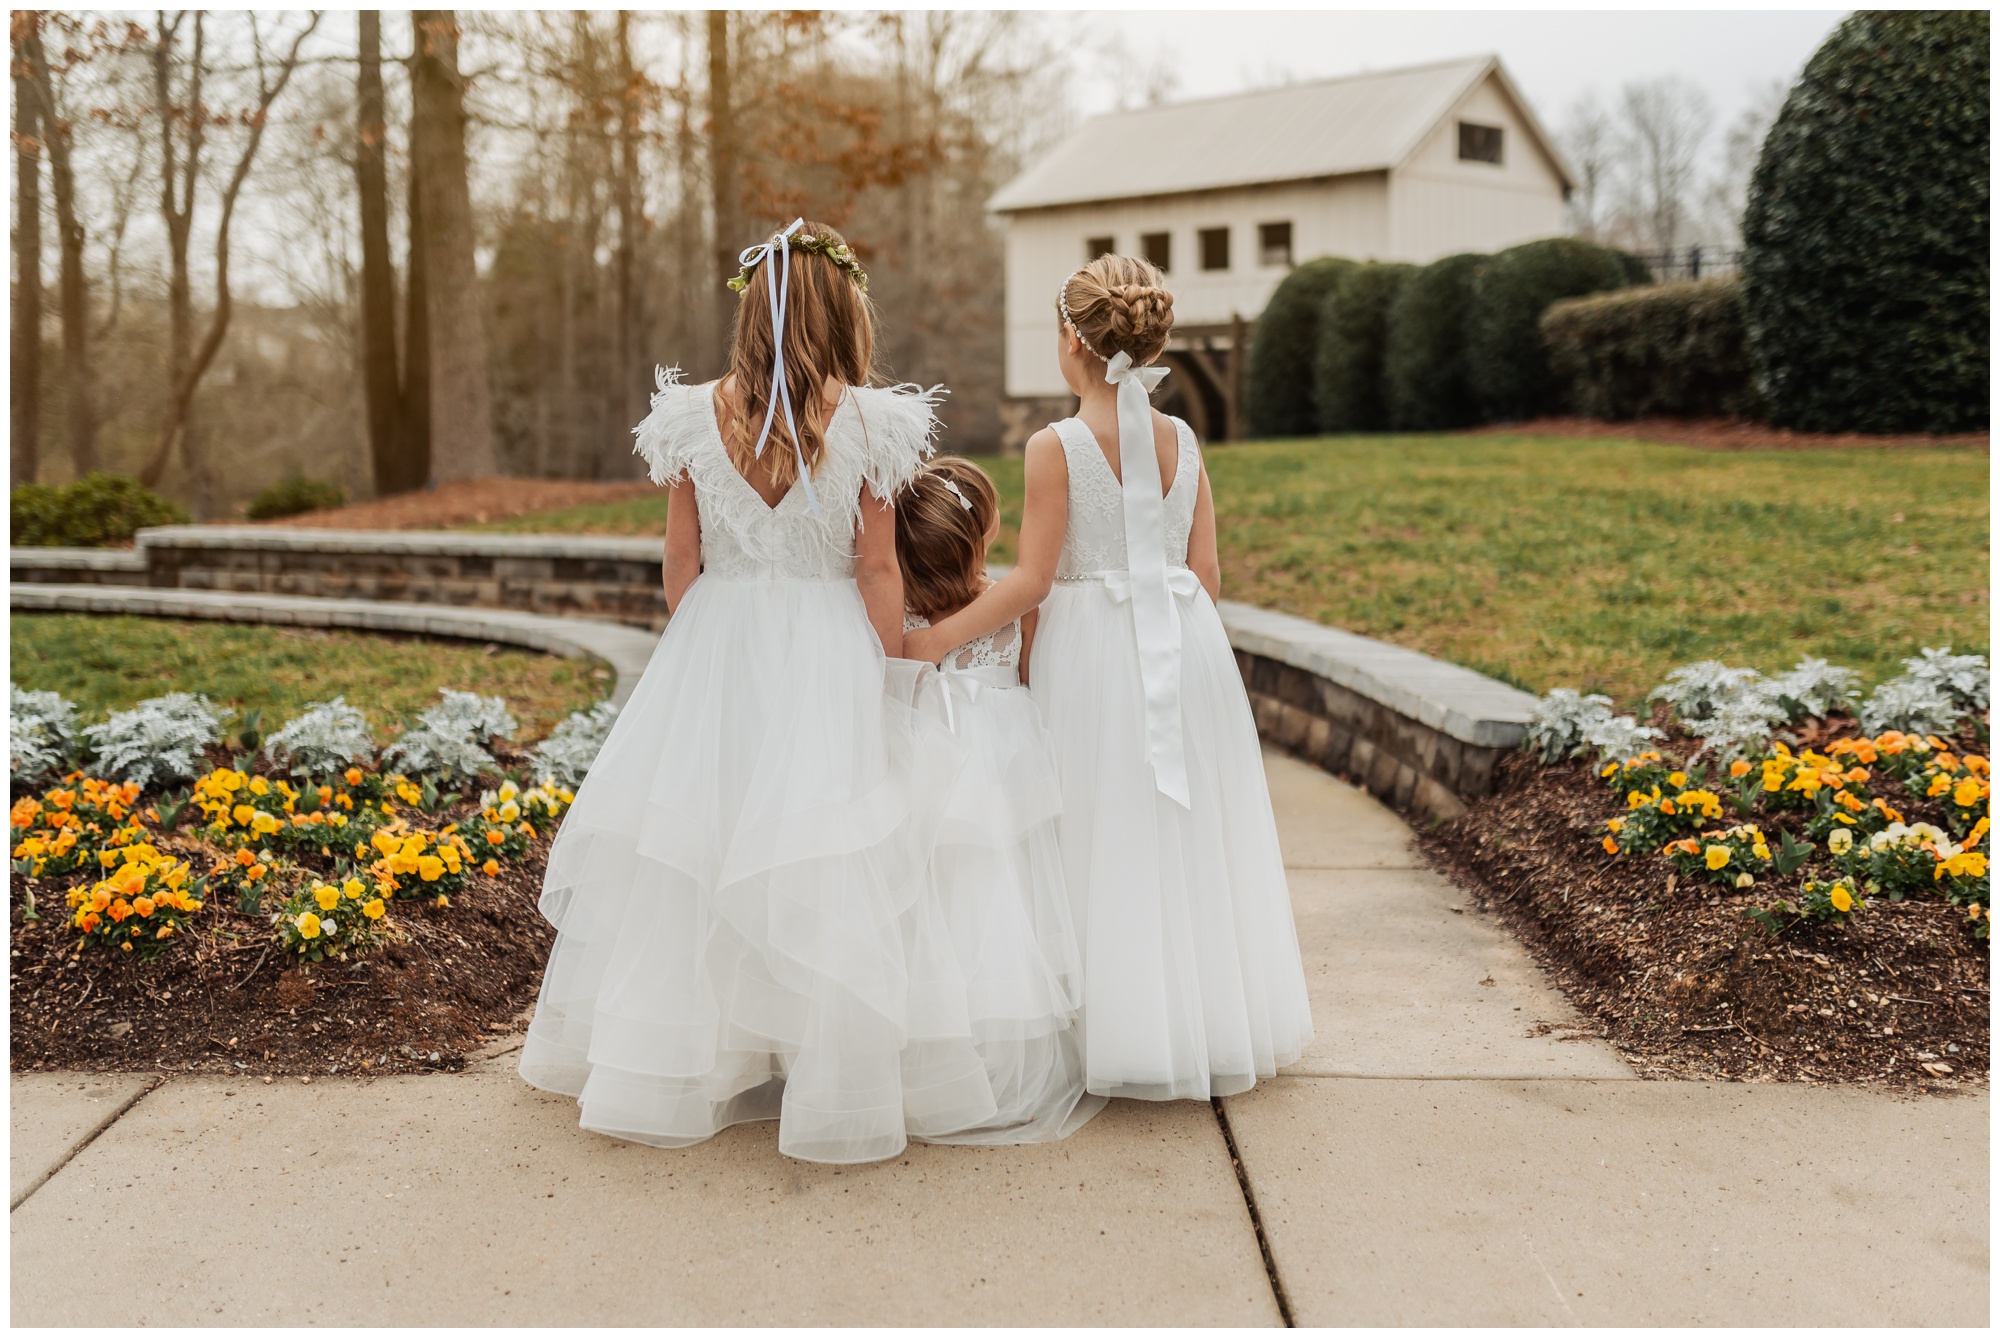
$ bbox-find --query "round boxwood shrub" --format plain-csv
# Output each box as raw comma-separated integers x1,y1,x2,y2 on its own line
1385,252,1488,430
245,474,347,520
1467,238,1652,422
1312,261,1417,433
1246,256,1355,438
1741,10,1989,433
9,473,190,547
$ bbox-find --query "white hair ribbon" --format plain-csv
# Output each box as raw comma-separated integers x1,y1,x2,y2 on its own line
940,477,975,511
1101,349,1188,808
738,217,821,518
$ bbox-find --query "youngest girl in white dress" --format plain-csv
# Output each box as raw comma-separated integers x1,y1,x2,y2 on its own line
895,458,1104,1143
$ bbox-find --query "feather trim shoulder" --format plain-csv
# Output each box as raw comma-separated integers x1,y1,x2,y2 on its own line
845,382,947,501
630,366,715,486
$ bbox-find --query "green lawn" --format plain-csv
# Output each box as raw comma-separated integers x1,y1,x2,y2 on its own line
9,616,607,743
464,434,1988,708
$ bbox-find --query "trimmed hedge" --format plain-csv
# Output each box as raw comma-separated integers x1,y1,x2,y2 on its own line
1246,256,1356,438
245,475,347,520
1741,10,1989,433
1384,252,1487,430
1542,277,1763,420
10,474,190,547
1313,262,1417,433
1467,238,1651,422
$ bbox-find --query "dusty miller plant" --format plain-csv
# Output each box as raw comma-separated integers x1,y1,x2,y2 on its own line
1526,689,1616,763
1764,657,1862,721
1859,647,1989,735
1649,661,1768,723
263,698,376,777
83,693,229,788
1688,694,1791,762
382,690,517,783
529,701,619,788
10,683,80,785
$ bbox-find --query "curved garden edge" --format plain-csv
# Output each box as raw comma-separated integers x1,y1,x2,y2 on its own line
9,585,659,709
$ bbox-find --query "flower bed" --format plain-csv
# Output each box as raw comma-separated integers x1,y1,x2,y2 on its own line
9,688,611,1076
1424,650,1989,1087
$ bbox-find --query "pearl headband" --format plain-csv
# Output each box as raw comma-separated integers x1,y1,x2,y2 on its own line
1058,274,1107,363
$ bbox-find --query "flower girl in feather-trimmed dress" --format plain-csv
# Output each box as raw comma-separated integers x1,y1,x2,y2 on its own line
519,220,1072,1163
906,254,1313,1102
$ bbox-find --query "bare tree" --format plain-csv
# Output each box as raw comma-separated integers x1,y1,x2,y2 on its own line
612,9,642,430
1616,76,1713,254
1699,79,1787,248
138,11,320,511
410,10,497,481
356,9,422,496
23,16,97,474
707,10,738,358
1557,89,1617,242
12,13,43,483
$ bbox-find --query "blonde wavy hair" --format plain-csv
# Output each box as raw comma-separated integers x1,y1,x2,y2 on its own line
724,221,877,490
1058,254,1176,365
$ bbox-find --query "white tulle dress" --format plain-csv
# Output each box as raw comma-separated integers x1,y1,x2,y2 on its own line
903,613,1106,1143
1030,414,1314,1100
519,370,1061,1163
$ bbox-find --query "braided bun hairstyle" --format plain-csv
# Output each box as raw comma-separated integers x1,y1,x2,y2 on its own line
1059,254,1175,365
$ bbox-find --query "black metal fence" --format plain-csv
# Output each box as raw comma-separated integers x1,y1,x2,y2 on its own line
1631,245,1744,283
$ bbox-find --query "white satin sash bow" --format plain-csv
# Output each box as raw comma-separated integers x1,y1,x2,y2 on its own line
925,663,1019,734
1102,350,1188,809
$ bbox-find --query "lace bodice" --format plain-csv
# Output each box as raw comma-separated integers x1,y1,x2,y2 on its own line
633,368,943,581
904,611,1022,672
1051,416,1200,579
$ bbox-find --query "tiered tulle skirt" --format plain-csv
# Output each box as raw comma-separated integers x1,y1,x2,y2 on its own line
519,576,1096,1161
1031,577,1315,1100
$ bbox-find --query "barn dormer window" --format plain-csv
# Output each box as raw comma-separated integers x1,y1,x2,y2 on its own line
1258,222,1293,268
1199,227,1230,272
1458,121,1503,164
1085,235,1114,261
1140,231,1171,273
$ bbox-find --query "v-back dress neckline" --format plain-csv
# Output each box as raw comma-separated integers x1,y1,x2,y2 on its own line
1066,416,1183,498
705,382,854,513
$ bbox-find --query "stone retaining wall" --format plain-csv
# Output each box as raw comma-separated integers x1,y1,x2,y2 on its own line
14,528,1540,819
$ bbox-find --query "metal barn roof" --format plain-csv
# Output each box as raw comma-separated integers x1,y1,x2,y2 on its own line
989,55,1568,213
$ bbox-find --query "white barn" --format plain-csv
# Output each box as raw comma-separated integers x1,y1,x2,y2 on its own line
988,54,1573,443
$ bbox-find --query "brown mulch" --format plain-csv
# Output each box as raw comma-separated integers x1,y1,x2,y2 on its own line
1420,715,1989,1090
1476,416,1990,452
10,746,558,1079
260,477,656,532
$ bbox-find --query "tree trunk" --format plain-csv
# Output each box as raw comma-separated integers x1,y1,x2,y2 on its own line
402,153,432,485
23,24,95,475
613,9,640,440
707,10,737,365
409,10,497,482
12,16,42,484
146,11,207,510
355,10,412,496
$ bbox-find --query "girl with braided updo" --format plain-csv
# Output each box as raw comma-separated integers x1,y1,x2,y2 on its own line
905,253,1312,1106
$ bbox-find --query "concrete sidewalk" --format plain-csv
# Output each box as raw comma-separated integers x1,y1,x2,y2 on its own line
11,751,1988,1325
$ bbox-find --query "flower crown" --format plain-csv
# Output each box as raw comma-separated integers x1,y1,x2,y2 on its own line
727,230,869,294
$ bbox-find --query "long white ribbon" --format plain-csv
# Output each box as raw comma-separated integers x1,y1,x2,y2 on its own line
928,663,1019,734
1101,350,1186,808
738,217,821,518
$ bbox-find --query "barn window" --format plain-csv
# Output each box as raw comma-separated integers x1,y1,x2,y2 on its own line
1085,235,1114,261
1258,222,1293,267
1198,227,1230,272
1458,121,1504,164
1140,231,1171,272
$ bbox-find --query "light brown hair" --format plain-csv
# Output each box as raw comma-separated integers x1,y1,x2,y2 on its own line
896,457,1000,620
724,221,876,489
1058,254,1176,364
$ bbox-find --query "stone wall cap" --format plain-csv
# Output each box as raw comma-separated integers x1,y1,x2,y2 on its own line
9,547,149,572
1216,600,1537,748
130,525,661,562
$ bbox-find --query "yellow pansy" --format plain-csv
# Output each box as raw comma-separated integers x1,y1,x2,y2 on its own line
363,898,386,920
1829,884,1853,913
298,912,322,939
1704,846,1730,871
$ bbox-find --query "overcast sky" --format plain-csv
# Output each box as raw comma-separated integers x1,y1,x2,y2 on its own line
1069,10,1847,136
